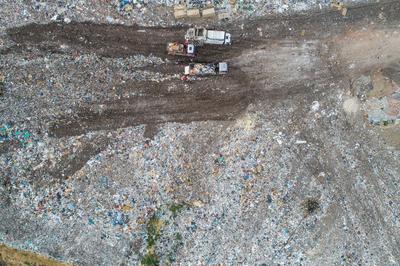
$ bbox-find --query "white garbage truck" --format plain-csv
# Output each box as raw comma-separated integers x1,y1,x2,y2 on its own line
185,27,232,45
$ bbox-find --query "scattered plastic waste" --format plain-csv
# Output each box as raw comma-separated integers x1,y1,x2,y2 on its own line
0,123,32,147
243,172,252,180
110,211,128,226
0,1,398,265
99,176,109,188
214,154,226,166
119,0,131,9
67,203,76,211
310,101,320,112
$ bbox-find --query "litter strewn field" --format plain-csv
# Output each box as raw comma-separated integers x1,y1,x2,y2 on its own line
0,0,399,265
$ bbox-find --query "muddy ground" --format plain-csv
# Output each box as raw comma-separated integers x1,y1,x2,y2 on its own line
2,0,400,138
0,0,399,265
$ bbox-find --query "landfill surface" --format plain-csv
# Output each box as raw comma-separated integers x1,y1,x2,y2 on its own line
1,0,400,265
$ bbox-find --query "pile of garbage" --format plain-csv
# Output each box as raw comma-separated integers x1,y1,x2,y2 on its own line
352,68,400,126
117,0,149,15
0,123,32,147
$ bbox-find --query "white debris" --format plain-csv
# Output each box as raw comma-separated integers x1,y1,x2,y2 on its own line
106,16,114,23
311,101,320,112
343,97,360,114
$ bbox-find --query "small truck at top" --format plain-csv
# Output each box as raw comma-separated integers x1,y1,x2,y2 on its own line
185,27,232,45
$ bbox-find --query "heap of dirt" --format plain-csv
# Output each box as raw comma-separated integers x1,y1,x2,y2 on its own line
0,244,72,266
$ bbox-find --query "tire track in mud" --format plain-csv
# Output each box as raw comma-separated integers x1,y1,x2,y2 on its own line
6,22,186,58
5,0,400,59
5,22,244,61
48,73,252,138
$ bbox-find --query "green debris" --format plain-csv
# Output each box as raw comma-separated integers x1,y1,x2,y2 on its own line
141,213,163,266
214,154,226,166
23,131,31,139
175,233,182,241
141,205,187,265
0,123,33,147
141,253,159,266
237,0,255,12
167,253,175,264
167,233,184,264
146,214,163,247
169,203,184,217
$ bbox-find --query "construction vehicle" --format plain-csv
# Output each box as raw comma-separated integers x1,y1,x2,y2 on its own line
184,62,228,76
185,27,232,45
167,41,197,57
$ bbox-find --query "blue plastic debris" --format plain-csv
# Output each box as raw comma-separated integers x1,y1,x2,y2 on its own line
67,203,76,211
111,211,127,226
214,154,226,166
99,175,109,188
83,95,92,102
283,228,289,237
267,194,272,204
243,172,252,180
119,0,131,9
286,180,293,189
88,218,95,225
187,221,197,232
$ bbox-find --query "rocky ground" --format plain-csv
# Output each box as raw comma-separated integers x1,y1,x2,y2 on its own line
0,0,399,265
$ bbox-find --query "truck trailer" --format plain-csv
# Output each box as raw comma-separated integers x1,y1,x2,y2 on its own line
184,62,228,76
185,27,232,45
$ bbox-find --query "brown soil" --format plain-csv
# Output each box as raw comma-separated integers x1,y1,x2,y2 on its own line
0,244,71,266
